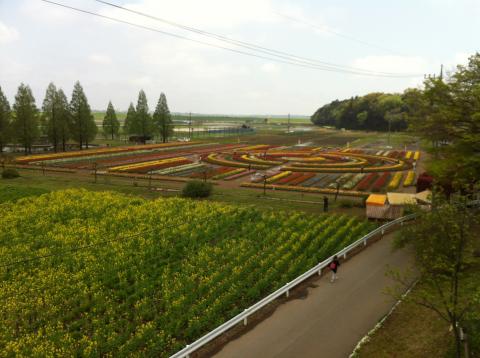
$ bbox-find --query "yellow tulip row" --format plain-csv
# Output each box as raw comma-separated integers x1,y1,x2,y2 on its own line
266,171,291,183
108,156,187,172
241,182,367,197
16,142,199,163
240,154,282,166
403,171,416,186
387,172,404,190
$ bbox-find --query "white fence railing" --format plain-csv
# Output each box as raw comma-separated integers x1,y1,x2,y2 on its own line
170,213,417,358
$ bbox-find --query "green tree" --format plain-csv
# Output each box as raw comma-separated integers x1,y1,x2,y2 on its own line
70,81,96,149
12,83,39,154
56,89,71,152
42,82,60,152
102,101,120,140
153,93,174,143
123,102,136,137
404,53,480,191
0,86,11,153
389,195,479,358
131,90,152,143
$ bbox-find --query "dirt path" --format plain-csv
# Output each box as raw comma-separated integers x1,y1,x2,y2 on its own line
214,233,413,358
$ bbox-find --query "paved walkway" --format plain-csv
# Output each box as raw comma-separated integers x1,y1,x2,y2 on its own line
214,233,413,358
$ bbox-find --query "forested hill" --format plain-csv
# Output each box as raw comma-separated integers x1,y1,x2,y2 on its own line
310,92,409,132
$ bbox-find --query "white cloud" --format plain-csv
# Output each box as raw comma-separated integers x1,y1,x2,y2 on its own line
88,54,112,65
261,62,280,73
0,22,19,44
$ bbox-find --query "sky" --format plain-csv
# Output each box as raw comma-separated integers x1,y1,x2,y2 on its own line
0,0,479,115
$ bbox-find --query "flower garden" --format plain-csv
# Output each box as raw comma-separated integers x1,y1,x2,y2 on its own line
15,142,421,196
0,189,375,356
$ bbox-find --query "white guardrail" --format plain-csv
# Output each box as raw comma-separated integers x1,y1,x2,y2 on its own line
170,213,417,358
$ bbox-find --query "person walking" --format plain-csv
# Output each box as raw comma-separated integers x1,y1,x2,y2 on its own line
329,255,340,283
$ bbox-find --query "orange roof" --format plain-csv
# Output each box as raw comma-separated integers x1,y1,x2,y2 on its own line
366,194,387,206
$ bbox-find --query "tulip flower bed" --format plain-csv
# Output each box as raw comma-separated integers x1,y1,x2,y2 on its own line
387,172,403,190
108,157,192,173
0,189,374,356
356,173,379,191
266,171,292,183
403,171,416,186
276,172,304,185
413,151,420,161
241,182,367,197
371,172,391,192
288,173,316,186
16,142,202,164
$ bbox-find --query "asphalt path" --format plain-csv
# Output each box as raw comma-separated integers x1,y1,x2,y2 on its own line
214,232,413,358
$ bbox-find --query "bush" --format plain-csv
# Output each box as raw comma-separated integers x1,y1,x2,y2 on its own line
182,180,213,198
1,168,20,179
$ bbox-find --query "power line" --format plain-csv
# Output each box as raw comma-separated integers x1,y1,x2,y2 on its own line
39,0,422,78
274,11,404,56
94,0,416,77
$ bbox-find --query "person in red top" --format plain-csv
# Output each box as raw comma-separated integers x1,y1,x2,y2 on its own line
329,255,340,283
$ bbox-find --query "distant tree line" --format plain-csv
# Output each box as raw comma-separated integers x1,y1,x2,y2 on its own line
0,82,173,154
310,92,410,132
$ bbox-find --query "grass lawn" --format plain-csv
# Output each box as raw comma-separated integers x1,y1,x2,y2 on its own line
355,295,452,358
0,169,367,217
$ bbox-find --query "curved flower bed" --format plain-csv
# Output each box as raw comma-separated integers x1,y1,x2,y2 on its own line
204,154,269,170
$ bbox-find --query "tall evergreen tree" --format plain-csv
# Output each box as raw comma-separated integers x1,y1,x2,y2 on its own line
70,81,96,149
12,83,39,154
56,89,71,152
153,93,174,143
0,86,11,152
42,82,60,152
102,101,119,140
124,102,136,137
132,89,152,143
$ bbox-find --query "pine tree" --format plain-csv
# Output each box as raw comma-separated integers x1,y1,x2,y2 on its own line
102,101,119,140
132,89,152,143
42,82,60,152
56,89,71,152
153,93,174,143
0,86,11,153
12,83,39,154
70,81,96,149
124,102,136,138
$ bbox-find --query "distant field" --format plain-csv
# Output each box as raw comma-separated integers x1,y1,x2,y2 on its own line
92,112,311,126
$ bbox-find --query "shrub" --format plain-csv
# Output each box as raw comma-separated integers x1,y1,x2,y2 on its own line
182,180,213,198
1,168,20,179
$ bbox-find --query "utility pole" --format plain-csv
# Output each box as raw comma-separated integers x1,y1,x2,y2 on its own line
287,113,291,133
189,112,192,139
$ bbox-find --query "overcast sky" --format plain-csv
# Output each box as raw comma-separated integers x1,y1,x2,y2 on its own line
0,0,478,115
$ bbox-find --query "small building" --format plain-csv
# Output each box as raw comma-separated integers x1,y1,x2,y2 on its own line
366,194,388,219
366,192,419,219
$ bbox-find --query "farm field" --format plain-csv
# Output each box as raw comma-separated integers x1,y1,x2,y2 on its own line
0,189,374,356
13,137,421,198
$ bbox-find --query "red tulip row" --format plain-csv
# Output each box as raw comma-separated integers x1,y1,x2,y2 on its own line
371,172,391,192
356,173,379,191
